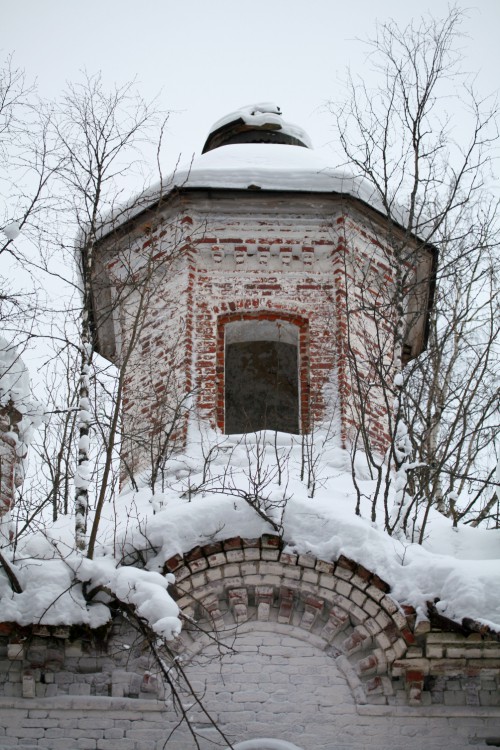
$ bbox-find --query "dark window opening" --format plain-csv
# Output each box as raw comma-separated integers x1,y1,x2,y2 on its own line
224,321,300,434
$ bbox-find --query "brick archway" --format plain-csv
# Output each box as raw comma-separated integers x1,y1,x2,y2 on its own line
164,535,414,706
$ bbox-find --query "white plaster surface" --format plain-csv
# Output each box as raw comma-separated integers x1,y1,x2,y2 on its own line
1,627,498,749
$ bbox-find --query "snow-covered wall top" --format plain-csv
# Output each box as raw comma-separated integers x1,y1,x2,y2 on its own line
178,144,377,199
98,143,405,240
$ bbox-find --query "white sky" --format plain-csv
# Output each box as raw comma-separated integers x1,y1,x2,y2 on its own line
3,0,499,176
2,0,499,379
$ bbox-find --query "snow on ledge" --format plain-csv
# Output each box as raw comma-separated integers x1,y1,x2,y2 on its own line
96,143,409,240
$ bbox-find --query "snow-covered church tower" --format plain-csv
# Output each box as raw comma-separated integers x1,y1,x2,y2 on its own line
90,104,435,478
1,105,500,750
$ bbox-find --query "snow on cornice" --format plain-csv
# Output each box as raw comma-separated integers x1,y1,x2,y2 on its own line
177,143,378,198
96,143,408,241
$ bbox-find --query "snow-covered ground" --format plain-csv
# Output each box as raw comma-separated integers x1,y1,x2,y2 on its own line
1,424,499,638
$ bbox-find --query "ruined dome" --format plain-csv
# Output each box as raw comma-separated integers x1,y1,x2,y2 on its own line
202,103,312,153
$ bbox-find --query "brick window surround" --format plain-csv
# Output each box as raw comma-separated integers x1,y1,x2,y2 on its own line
216,311,310,434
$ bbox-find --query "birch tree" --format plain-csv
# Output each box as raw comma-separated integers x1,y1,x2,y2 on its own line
53,73,166,551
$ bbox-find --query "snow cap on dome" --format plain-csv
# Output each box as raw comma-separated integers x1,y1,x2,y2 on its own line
202,102,312,153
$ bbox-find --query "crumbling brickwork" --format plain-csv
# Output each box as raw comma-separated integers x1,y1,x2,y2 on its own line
0,538,499,749
93,192,431,477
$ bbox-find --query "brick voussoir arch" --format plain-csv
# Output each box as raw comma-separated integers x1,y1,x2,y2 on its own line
163,534,413,697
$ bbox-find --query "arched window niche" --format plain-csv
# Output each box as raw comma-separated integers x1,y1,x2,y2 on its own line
217,313,309,435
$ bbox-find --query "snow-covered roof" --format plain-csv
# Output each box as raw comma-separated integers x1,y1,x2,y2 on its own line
178,143,378,199
94,104,429,241
98,143,402,240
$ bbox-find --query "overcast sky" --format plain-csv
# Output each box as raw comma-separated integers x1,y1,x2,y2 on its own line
2,1,499,386
3,0,499,176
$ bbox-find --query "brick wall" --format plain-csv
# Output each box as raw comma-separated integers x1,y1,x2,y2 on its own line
94,190,432,477
0,694,499,749
1,537,498,749
100,214,193,480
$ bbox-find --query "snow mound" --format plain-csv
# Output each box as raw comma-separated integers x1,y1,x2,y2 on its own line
178,143,379,200
1,427,498,634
